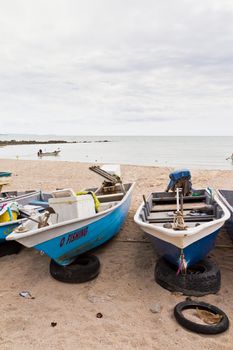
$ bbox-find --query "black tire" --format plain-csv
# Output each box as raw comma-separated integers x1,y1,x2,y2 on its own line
0,241,22,258
50,254,100,283
155,258,221,296
174,300,229,334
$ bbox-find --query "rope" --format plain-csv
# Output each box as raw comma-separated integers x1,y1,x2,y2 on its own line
176,250,187,275
173,211,187,230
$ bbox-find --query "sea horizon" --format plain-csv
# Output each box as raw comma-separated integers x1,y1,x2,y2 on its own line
0,134,233,171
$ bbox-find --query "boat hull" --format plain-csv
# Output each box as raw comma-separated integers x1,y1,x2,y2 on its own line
147,228,220,268
217,190,233,241
225,218,233,241
7,184,134,265
0,221,23,242
38,151,60,157
134,189,230,269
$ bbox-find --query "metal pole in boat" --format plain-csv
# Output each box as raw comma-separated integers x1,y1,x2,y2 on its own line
176,188,180,212
180,191,184,215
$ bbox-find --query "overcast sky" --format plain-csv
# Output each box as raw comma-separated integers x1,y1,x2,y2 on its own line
0,0,233,135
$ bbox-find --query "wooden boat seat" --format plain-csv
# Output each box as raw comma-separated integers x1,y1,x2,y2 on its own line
152,195,206,204
151,202,207,212
147,215,214,223
97,193,124,203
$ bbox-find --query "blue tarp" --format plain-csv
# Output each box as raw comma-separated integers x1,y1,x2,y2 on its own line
167,169,191,192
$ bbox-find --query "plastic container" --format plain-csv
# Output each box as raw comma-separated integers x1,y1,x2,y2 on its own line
48,188,96,222
0,209,18,223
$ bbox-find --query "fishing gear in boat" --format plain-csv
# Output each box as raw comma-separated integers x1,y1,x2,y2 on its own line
89,165,125,194
173,188,187,231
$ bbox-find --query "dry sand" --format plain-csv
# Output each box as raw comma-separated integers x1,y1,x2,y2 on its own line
0,159,233,350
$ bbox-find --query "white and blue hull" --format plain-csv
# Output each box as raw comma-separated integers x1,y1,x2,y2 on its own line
147,228,220,267
7,183,134,265
134,191,230,268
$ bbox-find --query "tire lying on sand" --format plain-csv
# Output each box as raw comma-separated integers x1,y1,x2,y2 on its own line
174,300,229,334
50,254,100,283
155,257,221,296
0,241,22,258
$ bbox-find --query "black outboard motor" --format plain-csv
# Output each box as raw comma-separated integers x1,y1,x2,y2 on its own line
166,169,192,196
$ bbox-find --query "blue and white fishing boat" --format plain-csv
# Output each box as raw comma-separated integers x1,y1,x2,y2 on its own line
217,189,233,241
0,189,39,203
0,171,12,191
7,183,134,266
134,170,230,270
0,191,51,242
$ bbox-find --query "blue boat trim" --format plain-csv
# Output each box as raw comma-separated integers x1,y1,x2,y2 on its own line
147,229,220,268
34,186,133,265
0,221,20,242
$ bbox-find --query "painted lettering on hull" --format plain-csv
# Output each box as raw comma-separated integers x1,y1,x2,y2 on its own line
59,227,88,247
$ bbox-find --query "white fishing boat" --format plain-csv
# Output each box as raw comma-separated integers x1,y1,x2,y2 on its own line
37,149,61,157
134,170,230,270
7,165,135,266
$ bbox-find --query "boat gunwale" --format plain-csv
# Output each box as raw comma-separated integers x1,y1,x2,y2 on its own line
7,182,135,240
0,190,45,228
216,189,233,213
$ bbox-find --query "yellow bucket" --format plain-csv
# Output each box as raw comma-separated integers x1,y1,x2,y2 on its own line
0,210,18,223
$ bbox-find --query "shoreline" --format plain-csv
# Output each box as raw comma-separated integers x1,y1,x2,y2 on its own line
1,157,233,173
0,159,233,349
0,139,110,146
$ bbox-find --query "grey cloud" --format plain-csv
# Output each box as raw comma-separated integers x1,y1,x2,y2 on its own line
0,0,233,135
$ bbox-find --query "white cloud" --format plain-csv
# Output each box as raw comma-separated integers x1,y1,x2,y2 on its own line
0,0,233,135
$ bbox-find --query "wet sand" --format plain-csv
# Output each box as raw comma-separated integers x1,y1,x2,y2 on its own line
0,159,233,350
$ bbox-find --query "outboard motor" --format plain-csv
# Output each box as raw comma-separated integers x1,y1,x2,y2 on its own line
166,169,192,196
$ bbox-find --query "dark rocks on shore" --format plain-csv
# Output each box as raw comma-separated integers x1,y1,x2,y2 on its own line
0,139,110,146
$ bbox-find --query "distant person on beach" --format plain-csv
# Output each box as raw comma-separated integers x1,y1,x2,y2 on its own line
37,149,42,157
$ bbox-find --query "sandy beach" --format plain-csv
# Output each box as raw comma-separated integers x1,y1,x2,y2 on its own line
0,158,233,350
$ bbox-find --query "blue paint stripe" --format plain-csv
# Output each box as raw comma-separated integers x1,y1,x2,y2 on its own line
148,229,220,267
34,192,132,265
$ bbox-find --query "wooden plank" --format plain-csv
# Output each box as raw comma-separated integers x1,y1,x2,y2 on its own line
148,216,214,223
148,211,214,220
97,193,124,203
152,195,206,203
151,202,207,212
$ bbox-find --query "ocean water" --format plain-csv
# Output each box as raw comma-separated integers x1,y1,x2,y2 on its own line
0,135,233,170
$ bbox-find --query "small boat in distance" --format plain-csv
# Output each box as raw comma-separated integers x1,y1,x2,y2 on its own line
134,170,230,270
37,149,61,157
226,153,233,162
